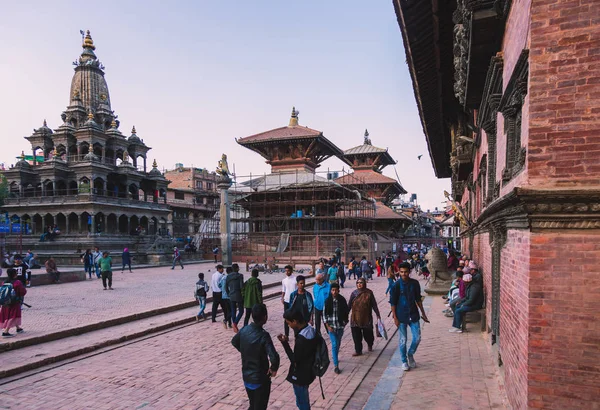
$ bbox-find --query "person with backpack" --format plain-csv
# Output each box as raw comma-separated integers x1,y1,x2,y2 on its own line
171,247,184,270
232,303,280,410
195,273,209,321
324,282,348,374
1,268,27,338
82,249,94,280
121,248,132,273
242,269,263,327
278,309,319,409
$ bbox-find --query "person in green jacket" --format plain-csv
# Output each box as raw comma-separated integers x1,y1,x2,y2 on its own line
242,269,263,326
98,251,113,290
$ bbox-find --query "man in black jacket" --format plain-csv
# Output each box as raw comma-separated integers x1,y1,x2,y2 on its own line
450,268,484,333
232,303,280,410
278,309,317,410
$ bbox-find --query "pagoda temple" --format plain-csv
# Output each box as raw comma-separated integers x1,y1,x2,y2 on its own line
233,108,376,261
335,130,410,236
1,31,170,264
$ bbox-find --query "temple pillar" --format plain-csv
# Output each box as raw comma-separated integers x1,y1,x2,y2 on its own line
65,216,70,234
218,175,233,266
127,216,131,235
91,214,96,234
101,147,105,163
32,149,37,166
143,157,147,173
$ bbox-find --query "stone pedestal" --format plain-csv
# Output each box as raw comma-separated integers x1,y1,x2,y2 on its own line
424,279,452,295
217,175,233,267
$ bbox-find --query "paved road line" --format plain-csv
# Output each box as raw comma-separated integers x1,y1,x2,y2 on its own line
361,295,433,410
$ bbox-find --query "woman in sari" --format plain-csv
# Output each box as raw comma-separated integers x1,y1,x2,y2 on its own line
348,278,381,356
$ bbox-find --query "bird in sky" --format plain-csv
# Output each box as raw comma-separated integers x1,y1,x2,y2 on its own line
417,155,423,160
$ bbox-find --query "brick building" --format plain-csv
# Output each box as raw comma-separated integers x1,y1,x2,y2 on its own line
395,0,599,408
163,165,219,237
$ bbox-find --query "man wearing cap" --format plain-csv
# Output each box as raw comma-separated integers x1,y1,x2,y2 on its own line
449,263,484,333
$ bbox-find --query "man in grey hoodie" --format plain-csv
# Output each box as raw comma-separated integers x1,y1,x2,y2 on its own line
226,263,245,333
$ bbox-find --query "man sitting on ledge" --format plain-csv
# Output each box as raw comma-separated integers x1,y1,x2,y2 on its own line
45,256,60,283
449,263,483,333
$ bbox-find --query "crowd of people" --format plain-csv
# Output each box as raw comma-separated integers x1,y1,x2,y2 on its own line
443,255,485,333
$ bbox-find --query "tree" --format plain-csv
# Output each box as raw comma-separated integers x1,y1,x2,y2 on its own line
0,174,8,206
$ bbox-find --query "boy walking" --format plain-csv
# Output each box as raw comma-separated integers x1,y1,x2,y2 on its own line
288,275,314,327
195,273,209,321
324,283,349,374
281,265,297,337
232,303,280,410
278,309,318,410
243,269,263,326
171,247,184,270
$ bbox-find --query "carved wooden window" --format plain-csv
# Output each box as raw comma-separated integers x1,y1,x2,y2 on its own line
499,49,529,184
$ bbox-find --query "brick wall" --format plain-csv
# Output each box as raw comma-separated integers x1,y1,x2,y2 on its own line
500,229,531,410
528,0,600,186
528,231,600,409
499,0,532,197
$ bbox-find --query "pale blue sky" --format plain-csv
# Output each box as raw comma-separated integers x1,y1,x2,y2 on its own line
0,0,450,211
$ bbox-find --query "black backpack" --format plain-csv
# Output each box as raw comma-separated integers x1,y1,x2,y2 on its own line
313,334,330,399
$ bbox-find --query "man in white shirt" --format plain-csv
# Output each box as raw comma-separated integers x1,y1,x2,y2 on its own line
281,265,297,337
211,265,226,323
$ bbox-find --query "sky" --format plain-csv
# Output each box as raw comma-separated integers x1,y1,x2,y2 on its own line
0,0,450,212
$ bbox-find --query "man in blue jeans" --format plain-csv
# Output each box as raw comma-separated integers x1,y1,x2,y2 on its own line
324,282,349,374
390,262,429,371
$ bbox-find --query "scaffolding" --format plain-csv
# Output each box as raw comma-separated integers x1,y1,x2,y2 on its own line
196,169,409,264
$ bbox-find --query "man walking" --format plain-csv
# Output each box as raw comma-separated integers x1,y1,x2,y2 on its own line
324,282,348,374
390,262,429,371
243,269,263,327
93,247,102,278
171,247,184,270
281,265,297,337
98,251,114,290
212,246,219,263
288,276,314,328
278,309,318,410
232,303,280,410
211,265,226,323
312,274,330,335
226,263,245,333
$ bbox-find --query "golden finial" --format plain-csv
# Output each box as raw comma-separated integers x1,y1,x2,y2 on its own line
111,118,117,128
289,106,299,126
83,30,96,50
152,159,158,168
43,119,47,127
132,126,137,134
20,151,25,159
53,147,59,156
88,110,94,120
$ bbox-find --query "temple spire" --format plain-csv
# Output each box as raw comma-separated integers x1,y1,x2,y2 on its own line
364,129,372,145
289,107,299,126
82,30,96,51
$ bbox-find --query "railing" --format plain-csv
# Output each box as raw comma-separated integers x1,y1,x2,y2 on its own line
3,194,169,210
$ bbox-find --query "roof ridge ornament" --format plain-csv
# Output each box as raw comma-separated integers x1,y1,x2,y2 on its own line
132,125,137,134
289,106,299,126
364,129,372,145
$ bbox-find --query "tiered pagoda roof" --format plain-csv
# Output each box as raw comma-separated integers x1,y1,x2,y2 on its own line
336,130,406,205
236,107,343,173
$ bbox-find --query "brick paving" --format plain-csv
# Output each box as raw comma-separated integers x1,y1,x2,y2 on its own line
0,277,395,410
384,296,508,410
0,261,301,350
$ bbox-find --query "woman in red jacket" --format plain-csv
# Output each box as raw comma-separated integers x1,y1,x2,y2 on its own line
1,268,27,338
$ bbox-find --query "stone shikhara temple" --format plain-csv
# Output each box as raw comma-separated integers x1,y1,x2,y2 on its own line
396,0,599,408
1,31,169,261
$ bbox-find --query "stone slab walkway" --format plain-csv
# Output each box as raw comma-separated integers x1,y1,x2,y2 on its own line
0,262,303,351
0,277,395,410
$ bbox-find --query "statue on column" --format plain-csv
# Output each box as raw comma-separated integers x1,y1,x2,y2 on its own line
216,154,231,178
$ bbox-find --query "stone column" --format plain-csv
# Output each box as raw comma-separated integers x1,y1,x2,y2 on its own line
217,175,233,266
143,157,147,173
91,214,96,234
32,149,37,166
78,214,82,234
65,216,70,234
127,216,131,235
